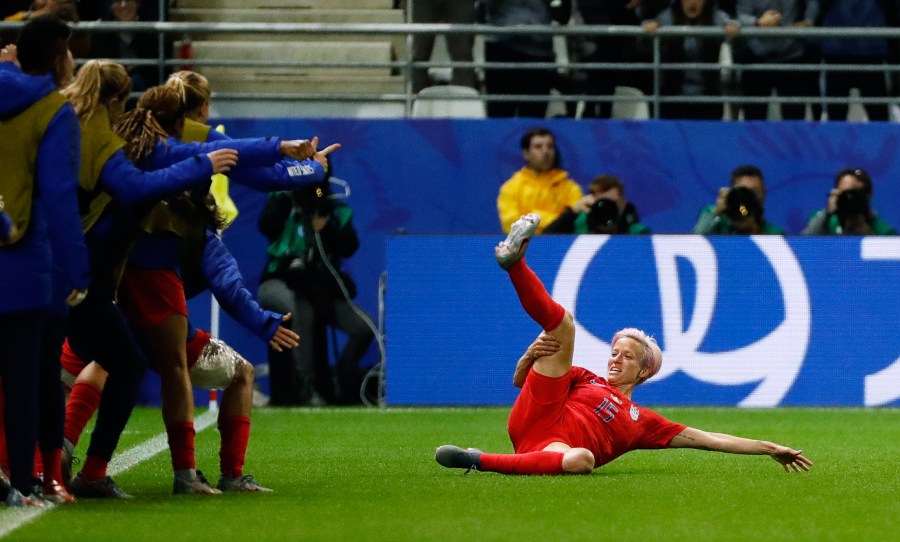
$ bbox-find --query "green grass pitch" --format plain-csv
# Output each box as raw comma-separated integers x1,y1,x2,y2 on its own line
4,406,898,542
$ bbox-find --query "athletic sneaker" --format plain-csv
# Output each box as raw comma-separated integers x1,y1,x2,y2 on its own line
495,213,541,270
43,479,77,504
216,474,273,493
4,487,48,508
435,445,482,473
173,470,222,495
70,472,133,499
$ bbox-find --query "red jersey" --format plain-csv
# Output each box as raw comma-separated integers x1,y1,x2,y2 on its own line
508,366,685,467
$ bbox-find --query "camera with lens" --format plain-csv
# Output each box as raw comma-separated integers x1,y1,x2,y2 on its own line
834,188,871,233
725,186,762,222
586,198,620,233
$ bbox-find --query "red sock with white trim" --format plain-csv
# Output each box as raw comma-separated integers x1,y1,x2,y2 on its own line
479,451,565,475
65,382,102,446
218,416,250,479
507,259,566,331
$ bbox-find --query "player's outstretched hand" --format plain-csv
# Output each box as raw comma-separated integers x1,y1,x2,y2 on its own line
307,137,341,173
269,313,300,352
280,137,318,161
771,445,813,473
207,148,238,173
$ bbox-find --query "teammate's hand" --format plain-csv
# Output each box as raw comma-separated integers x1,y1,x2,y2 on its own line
281,137,317,161
1,44,18,65
66,288,88,307
269,313,300,352
312,141,341,173
207,148,238,173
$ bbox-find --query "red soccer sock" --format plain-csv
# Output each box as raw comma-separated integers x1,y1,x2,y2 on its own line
81,456,109,481
507,259,566,331
32,447,43,479
40,447,62,484
65,382,102,446
218,416,250,479
479,451,565,475
166,422,196,471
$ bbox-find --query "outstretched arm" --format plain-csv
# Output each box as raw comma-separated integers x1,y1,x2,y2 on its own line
668,427,813,473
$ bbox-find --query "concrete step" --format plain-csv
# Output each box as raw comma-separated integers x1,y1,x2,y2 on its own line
170,8,403,24
175,0,394,9
203,72,404,95
185,40,394,76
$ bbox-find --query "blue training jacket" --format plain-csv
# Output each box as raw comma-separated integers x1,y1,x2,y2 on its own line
0,63,89,314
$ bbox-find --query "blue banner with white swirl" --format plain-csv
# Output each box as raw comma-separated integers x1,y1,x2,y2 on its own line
385,235,900,407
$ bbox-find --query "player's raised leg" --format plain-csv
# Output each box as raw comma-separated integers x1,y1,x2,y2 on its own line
496,214,575,378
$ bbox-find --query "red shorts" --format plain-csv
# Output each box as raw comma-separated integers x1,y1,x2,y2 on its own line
60,329,210,379
185,329,211,369
60,338,88,378
506,369,572,453
118,268,187,329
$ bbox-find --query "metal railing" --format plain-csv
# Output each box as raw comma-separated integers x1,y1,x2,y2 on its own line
3,20,899,118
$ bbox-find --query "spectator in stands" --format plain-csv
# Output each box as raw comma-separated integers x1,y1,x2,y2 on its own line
401,0,477,93
497,127,583,234
734,1,821,121
642,0,739,120
77,0,164,21
479,0,572,117
693,164,784,234
2,0,84,55
88,0,170,93
566,0,666,118
802,167,897,235
544,174,651,234
258,174,374,406
2,0,75,22
817,0,900,122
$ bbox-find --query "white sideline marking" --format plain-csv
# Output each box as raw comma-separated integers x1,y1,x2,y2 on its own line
0,409,218,539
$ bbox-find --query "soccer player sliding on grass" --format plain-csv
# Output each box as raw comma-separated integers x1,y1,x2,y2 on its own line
435,214,813,476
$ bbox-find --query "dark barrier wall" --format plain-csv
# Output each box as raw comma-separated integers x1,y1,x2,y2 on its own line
386,235,900,407
163,119,899,406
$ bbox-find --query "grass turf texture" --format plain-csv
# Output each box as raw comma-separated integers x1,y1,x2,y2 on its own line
4,407,897,542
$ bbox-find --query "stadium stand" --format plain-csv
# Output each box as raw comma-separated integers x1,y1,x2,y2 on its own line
170,0,405,98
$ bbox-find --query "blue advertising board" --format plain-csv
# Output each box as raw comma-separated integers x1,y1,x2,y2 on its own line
153,118,900,407
385,235,900,407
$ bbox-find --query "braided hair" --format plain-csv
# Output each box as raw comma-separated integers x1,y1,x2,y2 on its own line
112,85,185,163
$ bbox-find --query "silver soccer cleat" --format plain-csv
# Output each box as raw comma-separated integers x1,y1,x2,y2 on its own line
495,213,541,270
434,445,483,473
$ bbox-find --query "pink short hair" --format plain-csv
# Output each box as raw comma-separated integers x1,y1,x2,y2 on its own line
611,328,662,385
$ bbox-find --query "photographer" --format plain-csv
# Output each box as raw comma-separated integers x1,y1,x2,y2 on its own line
802,168,897,235
544,175,651,234
258,176,373,405
693,164,785,235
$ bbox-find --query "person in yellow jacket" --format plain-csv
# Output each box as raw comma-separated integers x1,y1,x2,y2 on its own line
497,127,583,234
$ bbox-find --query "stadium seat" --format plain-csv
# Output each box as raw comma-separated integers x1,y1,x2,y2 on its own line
411,85,486,119
610,86,649,120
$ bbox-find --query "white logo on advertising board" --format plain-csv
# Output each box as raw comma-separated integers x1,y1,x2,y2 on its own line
552,235,811,407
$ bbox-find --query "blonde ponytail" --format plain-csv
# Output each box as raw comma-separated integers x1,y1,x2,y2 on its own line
62,59,131,121
166,70,211,119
